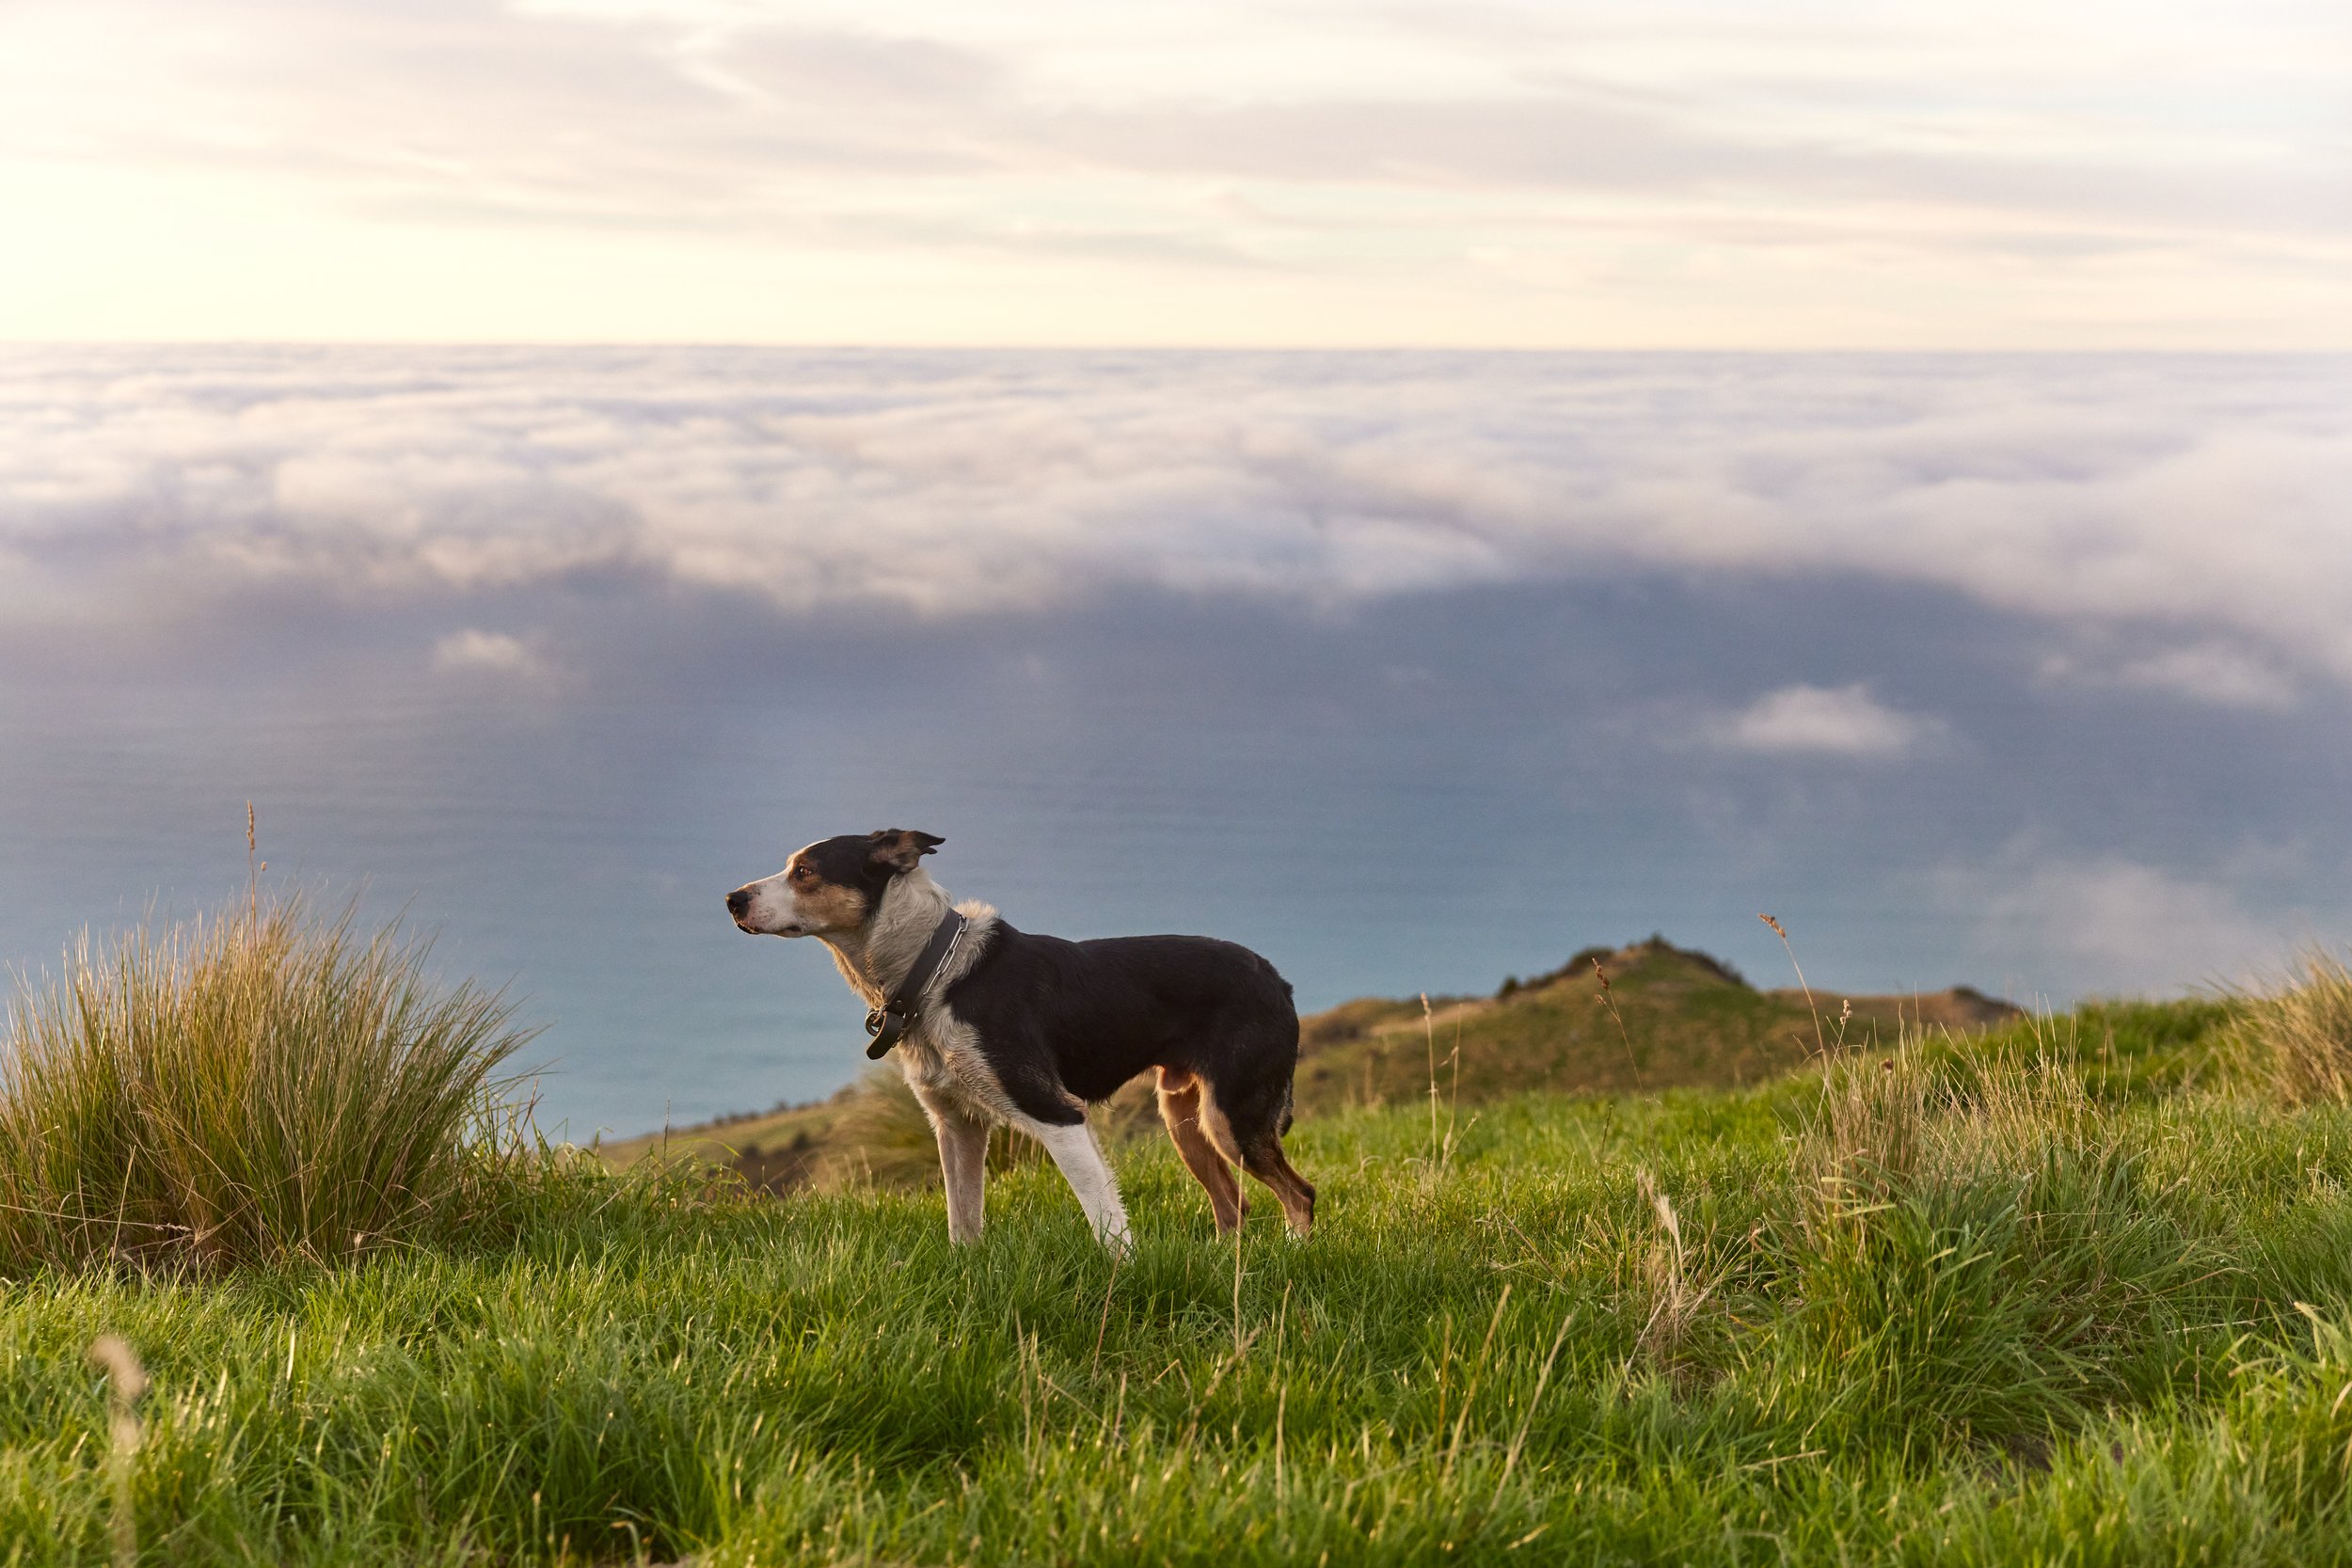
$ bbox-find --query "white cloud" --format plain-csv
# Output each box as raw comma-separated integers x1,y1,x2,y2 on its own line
1931,851,2283,999
1707,683,1935,757
432,628,547,678
2115,645,2297,710
2042,640,2299,711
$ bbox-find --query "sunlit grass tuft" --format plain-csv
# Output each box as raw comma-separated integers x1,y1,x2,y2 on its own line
0,895,539,1272
2232,943,2352,1107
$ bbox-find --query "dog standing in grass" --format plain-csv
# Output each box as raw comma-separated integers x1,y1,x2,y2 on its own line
726,830,1313,1249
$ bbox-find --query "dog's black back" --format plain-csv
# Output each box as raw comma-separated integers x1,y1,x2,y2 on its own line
946,925,1297,1125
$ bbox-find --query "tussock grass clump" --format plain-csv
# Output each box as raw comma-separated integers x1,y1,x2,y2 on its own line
2232,944,2352,1106
0,896,538,1272
1799,1034,2098,1204
1780,1037,2221,1453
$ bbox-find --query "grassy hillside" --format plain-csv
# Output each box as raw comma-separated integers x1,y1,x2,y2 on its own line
23,994,2352,1563
605,936,2019,1188
1294,935,2016,1109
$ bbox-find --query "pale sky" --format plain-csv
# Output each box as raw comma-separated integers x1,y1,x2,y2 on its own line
4,0,2346,346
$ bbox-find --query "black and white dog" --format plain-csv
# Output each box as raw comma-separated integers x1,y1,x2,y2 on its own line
726,830,1313,1248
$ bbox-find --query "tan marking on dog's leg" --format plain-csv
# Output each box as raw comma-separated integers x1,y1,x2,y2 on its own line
1194,1090,1246,1165
1156,1070,1247,1234
915,1087,989,1243
1240,1139,1316,1238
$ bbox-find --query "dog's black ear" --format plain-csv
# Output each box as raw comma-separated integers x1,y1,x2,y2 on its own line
867,829,945,873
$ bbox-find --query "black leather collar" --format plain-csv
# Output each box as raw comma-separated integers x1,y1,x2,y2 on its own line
864,908,968,1059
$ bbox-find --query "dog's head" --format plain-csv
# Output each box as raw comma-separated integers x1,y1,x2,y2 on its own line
726,829,943,938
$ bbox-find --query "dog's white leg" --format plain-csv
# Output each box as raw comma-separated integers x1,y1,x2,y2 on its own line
915,1089,990,1244
1021,1117,1132,1251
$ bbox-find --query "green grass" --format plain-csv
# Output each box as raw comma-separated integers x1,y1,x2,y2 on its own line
0,897,540,1271
13,998,2352,1564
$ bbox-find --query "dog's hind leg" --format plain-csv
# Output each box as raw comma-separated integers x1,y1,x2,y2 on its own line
914,1087,989,1244
1015,1114,1133,1252
1216,1081,1315,1238
1239,1136,1315,1237
1156,1069,1248,1235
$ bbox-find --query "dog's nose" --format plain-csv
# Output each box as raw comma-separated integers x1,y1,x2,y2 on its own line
725,887,753,917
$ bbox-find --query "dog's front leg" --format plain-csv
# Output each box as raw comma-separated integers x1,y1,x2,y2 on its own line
917,1091,990,1244
1021,1117,1133,1252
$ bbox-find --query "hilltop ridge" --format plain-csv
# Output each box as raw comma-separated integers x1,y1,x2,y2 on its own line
1295,934,2016,1110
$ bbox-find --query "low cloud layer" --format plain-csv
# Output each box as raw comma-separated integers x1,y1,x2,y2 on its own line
5,348,2348,692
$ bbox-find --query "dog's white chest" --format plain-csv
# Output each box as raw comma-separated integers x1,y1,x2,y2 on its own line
895,1020,1015,1124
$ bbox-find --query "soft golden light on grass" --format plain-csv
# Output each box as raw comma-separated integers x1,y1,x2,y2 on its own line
2231,944,2352,1107
0,895,539,1270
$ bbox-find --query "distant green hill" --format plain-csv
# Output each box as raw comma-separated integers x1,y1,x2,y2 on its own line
600,937,2018,1187
1294,935,2017,1113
